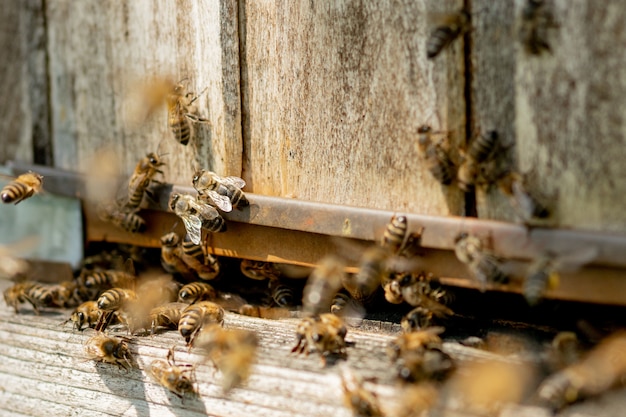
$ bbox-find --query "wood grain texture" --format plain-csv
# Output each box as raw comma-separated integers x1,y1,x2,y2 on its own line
0,285,625,417
45,0,242,186
239,0,465,215
0,0,49,165
469,1,520,222
512,0,626,231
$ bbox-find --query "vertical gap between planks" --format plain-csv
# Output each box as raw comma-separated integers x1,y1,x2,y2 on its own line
462,0,477,217
237,0,250,183
34,0,54,166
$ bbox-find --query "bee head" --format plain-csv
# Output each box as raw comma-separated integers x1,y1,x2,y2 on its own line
168,194,180,211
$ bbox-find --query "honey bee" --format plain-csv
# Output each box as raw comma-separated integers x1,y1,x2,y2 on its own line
85,333,133,370
343,246,388,305
524,247,597,306
381,215,408,254
302,255,346,317
387,327,454,382
0,236,39,280
416,126,456,185
497,171,549,222
454,232,508,290
167,81,209,146
1,171,44,204
147,347,197,399
269,279,295,307
149,302,188,334
62,301,102,331
426,9,471,59
97,287,138,312
394,274,453,330
448,359,536,415
83,262,136,292
125,152,165,210
340,367,385,417
178,282,218,304
51,280,91,308
160,232,196,281
457,130,501,192
519,0,557,55
178,301,225,346
3,281,57,314
194,324,258,392
180,233,220,281
97,202,146,234
168,193,226,245
240,260,281,280
192,169,248,212
291,313,353,365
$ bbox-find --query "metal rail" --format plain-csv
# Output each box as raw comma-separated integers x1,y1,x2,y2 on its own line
9,162,626,306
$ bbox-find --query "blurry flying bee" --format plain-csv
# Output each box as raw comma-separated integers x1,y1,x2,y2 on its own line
240,260,281,281
97,203,146,234
160,232,196,281
542,332,584,373
291,313,354,365
62,301,103,331
426,9,471,59
125,152,165,210
497,171,549,222
1,171,44,204
519,0,557,55
192,169,248,212
340,367,385,417
3,281,57,314
147,347,197,399
457,130,501,192
416,126,455,185
330,290,366,321
524,247,598,306
178,301,225,347
454,232,508,291
168,193,226,245
194,324,258,392
178,281,218,304
387,327,454,382
0,236,39,280
85,333,133,370
149,302,188,334
302,255,346,317
167,81,209,145
343,246,388,305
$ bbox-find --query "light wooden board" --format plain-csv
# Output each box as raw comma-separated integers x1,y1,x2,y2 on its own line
0,0,49,165
475,0,626,232
45,0,242,186
239,0,465,215
1,282,625,417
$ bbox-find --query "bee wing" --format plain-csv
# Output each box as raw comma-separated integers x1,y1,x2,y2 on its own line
206,190,233,212
181,215,203,245
221,176,246,189
552,247,599,272
510,180,537,221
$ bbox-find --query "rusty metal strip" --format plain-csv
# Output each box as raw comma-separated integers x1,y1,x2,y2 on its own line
9,162,626,306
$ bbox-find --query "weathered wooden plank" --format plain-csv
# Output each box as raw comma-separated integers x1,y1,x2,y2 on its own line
512,0,626,231
240,0,465,214
45,0,242,185
470,1,520,222
0,0,49,165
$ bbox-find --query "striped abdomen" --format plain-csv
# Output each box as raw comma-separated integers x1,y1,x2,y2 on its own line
127,175,151,209
150,302,187,333
270,281,294,307
178,301,224,345
468,131,499,163
429,145,455,185
116,211,146,233
182,234,205,264
382,215,407,253
225,185,249,208
97,288,137,311
178,282,217,304
1,182,34,204
202,214,226,233
169,111,192,146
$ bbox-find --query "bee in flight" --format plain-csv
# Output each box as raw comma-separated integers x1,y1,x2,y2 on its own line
192,169,248,212
426,9,471,59
519,0,558,55
1,171,44,204
454,232,508,291
168,193,226,245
